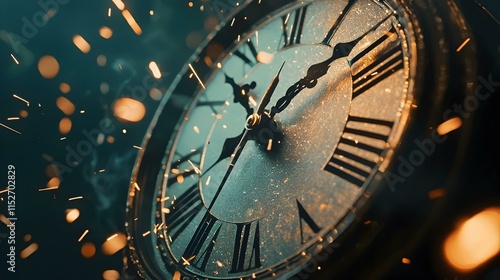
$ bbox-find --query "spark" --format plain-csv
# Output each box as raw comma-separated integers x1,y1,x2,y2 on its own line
142,230,151,237
0,188,7,194
402,258,411,264
193,125,200,134
20,243,38,259
206,176,211,185
256,31,259,46
237,34,241,42
99,169,105,173
107,233,118,241
162,208,171,214
78,230,89,242
230,18,235,26
266,139,273,151
284,13,291,25
182,255,195,266
160,197,170,202
38,186,58,192
148,61,162,79
188,63,206,89
456,38,471,52
7,117,19,121
12,94,29,106
134,182,140,191
10,54,19,64
122,9,142,35
187,160,201,174
112,0,125,10
108,7,111,17
133,145,142,150
60,137,66,141
80,110,85,114
68,196,83,201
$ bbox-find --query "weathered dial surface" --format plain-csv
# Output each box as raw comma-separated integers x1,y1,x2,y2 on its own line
155,0,417,278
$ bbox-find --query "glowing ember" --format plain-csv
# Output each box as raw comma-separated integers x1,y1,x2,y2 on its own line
103,270,120,280
81,242,96,258
112,0,125,10
257,51,274,64
437,117,462,136
20,243,39,259
65,208,80,223
443,207,500,272
38,55,60,79
10,53,19,64
59,83,71,94
122,10,142,35
78,230,89,242
56,96,76,115
402,258,411,264
113,97,146,122
148,61,162,79
59,117,72,134
102,232,127,255
73,35,91,53
99,26,113,39
97,55,107,67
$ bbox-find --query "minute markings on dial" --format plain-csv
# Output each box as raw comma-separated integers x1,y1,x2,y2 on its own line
324,115,394,187
350,25,404,99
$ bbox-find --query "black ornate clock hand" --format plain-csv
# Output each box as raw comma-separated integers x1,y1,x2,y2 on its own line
270,14,392,118
206,62,285,210
224,73,257,116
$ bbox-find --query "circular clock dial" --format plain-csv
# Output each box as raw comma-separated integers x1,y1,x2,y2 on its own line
132,0,419,278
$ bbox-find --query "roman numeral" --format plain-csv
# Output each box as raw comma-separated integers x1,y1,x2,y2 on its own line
230,222,262,273
234,39,258,66
324,115,394,187
297,200,321,244
350,26,404,99
165,183,204,242
281,6,308,48
182,211,221,269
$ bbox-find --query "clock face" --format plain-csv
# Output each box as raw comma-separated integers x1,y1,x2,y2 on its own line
129,0,420,278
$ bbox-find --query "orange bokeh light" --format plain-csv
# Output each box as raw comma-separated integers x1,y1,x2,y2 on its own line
444,207,500,272
38,55,60,79
113,97,146,123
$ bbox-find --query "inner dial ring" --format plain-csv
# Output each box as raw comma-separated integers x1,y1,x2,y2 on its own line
158,0,415,278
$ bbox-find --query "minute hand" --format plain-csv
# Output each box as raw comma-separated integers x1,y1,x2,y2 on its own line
270,14,392,118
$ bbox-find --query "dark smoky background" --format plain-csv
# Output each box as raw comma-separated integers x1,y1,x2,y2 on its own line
0,0,237,279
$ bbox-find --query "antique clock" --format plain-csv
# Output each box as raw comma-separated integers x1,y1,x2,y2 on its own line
125,0,498,279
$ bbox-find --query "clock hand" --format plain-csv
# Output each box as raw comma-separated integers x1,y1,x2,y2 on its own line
270,14,392,118
224,73,256,116
206,62,285,211
321,0,356,46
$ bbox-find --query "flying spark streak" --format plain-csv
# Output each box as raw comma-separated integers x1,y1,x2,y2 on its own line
182,256,195,266
12,94,29,106
134,182,141,191
456,38,471,52
7,117,20,120
99,169,105,173
206,176,211,185
78,230,89,242
0,188,7,194
133,145,142,150
187,160,201,174
108,7,111,17
68,196,83,201
60,137,66,141
112,0,125,10
188,64,206,89
160,196,170,202
256,31,259,46
107,233,118,241
122,9,142,35
230,18,235,26
10,54,19,64
38,186,58,192
162,208,170,214
142,231,151,237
